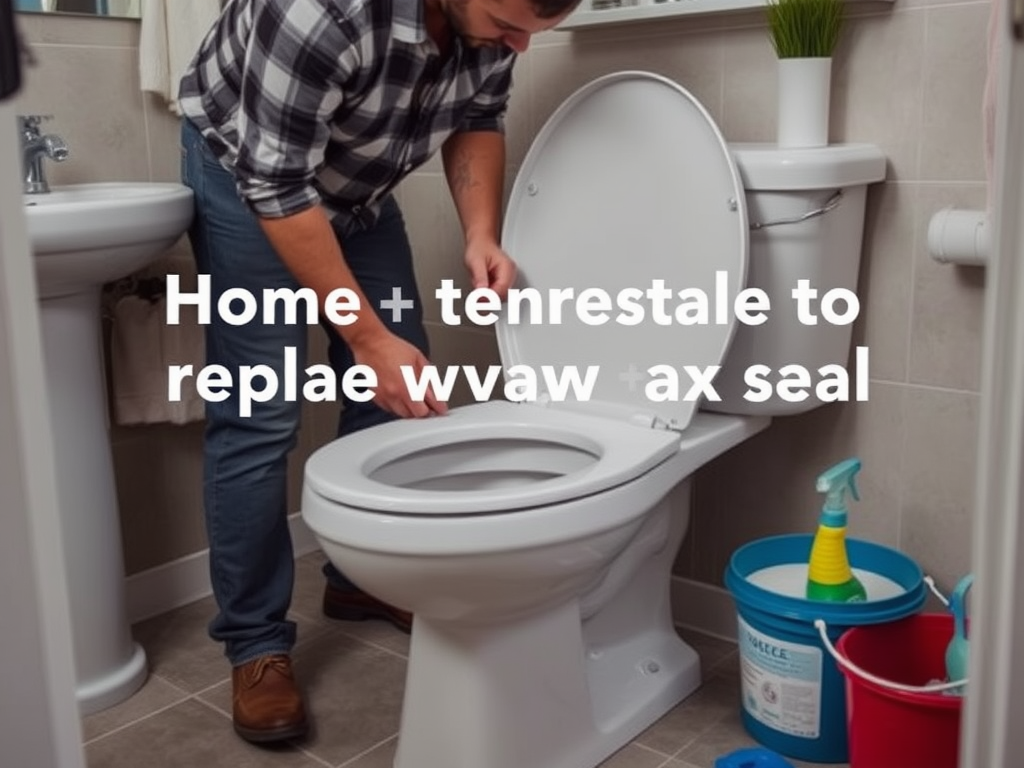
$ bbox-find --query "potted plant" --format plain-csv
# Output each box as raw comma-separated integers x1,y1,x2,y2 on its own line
766,0,844,148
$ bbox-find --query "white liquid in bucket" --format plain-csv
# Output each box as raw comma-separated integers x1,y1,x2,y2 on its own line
747,563,905,600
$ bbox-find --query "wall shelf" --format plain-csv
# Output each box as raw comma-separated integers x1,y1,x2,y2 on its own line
558,0,893,31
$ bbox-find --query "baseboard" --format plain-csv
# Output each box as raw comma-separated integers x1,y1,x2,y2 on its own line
125,512,320,624
670,575,739,643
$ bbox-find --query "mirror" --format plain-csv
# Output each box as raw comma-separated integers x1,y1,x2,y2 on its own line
15,0,140,18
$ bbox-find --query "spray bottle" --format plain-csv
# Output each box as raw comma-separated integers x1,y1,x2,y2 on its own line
806,458,867,602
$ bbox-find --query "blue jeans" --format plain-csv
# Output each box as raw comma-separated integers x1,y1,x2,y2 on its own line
181,119,429,665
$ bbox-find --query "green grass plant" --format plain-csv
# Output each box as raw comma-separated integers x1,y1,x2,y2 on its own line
766,0,844,58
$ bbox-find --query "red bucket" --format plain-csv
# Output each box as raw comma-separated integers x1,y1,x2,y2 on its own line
834,614,962,768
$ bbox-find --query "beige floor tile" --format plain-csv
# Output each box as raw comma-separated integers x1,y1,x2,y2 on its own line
598,743,674,768
633,674,740,755
85,699,323,768
332,618,412,658
81,674,189,743
339,735,397,767
673,714,761,767
198,629,406,767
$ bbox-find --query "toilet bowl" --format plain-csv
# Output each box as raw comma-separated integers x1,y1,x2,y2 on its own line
302,71,886,768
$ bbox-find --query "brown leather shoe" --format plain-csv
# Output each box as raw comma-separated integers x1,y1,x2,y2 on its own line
322,583,413,634
231,654,308,743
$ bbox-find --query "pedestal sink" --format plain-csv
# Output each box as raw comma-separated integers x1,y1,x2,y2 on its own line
24,182,194,714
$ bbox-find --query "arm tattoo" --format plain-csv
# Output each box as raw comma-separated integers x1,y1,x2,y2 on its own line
451,151,481,195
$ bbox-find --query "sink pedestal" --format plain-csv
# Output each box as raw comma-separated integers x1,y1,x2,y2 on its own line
39,289,147,715
25,181,195,715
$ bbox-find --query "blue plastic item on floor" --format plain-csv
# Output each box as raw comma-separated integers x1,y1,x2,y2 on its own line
714,746,796,768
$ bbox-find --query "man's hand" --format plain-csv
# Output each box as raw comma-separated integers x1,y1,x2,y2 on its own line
465,238,517,299
351,330,448,419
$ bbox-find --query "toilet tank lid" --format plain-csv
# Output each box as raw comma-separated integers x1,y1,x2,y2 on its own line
728,143,886,191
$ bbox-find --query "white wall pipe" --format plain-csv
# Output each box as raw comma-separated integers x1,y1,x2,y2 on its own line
928,207,990,266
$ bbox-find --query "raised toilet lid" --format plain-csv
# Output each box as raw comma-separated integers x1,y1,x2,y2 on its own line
498,70,748,432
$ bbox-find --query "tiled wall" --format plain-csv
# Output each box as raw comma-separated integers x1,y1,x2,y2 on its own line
13,1,987,597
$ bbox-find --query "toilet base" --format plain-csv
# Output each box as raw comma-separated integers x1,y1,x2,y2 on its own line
387,485,703,768
394,599,700,768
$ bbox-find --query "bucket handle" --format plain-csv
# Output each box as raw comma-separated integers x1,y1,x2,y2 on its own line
814,619,967,694
924,574,950,608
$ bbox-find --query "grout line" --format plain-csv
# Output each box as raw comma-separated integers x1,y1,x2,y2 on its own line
867,377,982,397
632,742,676,761
287,606,410,661
664,696,738,763
188,696,233,721
191,676,232,700
81,692,195,746
894,376,911,557
292,744,335,768
336,733,398,768
192,692,232,720
331,629,410,661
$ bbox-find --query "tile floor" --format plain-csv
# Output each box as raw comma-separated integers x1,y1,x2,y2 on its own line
82,552,846,768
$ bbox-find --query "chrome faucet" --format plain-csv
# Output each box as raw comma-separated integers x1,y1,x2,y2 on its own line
18,115,69,194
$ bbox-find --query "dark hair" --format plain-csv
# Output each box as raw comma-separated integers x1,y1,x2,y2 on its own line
531,0,582,19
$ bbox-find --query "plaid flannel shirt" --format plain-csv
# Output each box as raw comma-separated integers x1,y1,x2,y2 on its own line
178,0,516,233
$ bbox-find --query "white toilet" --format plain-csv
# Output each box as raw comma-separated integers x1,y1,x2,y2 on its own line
302,71,885,768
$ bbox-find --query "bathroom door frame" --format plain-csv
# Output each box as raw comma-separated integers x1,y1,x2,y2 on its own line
0,75,86,768
962,0,1024,763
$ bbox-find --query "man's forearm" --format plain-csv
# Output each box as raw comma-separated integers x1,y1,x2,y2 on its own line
258,205,388,346
441,130,506,245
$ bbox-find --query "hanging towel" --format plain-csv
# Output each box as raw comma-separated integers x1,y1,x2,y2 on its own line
139,0,221,114
110,291,206,427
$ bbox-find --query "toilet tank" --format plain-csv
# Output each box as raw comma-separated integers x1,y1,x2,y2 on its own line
703,143,886,416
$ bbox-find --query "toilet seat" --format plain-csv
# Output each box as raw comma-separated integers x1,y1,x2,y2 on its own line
304,400,681,515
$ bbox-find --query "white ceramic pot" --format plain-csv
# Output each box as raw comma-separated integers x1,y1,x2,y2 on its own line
777,56,832,149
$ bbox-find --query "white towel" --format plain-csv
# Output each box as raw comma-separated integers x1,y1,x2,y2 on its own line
110,290,206,427
139,0,221,115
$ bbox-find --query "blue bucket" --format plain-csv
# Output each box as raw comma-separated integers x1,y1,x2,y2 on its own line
725,534,925,764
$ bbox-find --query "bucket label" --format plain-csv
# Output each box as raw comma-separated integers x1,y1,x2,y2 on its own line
738,616,823,739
